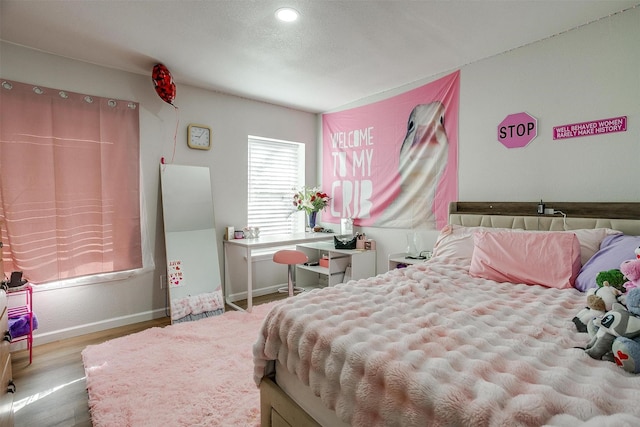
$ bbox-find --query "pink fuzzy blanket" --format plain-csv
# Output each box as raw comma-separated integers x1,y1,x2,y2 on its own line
254,257,640,426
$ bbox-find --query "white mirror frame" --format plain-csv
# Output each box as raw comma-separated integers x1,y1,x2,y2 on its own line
160,164,224,323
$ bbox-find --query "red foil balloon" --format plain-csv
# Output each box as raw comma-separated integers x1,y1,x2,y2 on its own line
152,63,176,105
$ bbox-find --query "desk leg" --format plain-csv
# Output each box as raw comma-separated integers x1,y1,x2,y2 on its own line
247,247,253,312
224,243,245,312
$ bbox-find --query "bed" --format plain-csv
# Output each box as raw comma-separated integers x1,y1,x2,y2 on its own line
253,201,640,427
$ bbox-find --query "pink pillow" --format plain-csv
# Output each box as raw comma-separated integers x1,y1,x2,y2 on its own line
469,231,581,289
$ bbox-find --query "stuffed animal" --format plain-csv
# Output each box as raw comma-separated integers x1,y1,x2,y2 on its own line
610,289,640,373
620,258,640,292
584,288,640,362
572,284,620,332
596,269,626,292
612,337,640,373
573,306,603,333
586,283,619,312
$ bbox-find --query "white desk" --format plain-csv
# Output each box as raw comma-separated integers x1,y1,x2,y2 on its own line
223,232,333,312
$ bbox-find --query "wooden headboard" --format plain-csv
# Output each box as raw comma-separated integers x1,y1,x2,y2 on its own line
448,201,640,236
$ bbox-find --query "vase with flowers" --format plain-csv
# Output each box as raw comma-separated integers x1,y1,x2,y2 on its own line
293,186,330,231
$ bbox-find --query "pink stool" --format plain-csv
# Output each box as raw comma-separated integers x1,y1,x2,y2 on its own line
273,250,308,297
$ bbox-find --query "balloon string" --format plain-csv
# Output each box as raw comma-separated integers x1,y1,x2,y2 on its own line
170,105,179,164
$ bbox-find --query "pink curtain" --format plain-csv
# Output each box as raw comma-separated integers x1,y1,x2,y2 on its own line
0,80,141,284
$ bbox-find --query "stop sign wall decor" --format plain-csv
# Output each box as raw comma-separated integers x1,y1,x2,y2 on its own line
497,112,537,148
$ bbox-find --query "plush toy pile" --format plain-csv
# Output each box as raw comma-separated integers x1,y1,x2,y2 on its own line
574,248,640,373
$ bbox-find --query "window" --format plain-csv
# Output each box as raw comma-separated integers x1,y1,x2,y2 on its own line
0,80,146,285
248,136,304,235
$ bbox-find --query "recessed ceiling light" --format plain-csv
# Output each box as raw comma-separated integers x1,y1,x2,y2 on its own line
275,7,299,22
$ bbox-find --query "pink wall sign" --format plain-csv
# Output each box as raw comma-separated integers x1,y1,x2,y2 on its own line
497,112,537,148
553,116,627,140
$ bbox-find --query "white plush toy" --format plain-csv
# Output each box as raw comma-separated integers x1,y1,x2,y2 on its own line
573,307,604,333
587,283,620,312
573,283,621,333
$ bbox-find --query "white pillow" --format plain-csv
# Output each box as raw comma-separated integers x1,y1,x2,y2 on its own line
569,228,621,266
432,224,515,262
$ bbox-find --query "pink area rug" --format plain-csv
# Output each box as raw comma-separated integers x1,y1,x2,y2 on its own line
82,302,279,427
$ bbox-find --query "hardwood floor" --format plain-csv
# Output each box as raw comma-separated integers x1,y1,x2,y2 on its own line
10,293,285,427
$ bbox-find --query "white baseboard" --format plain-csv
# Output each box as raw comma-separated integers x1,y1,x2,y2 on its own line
21,284,282,350
226,284,284,303
26,308,169,348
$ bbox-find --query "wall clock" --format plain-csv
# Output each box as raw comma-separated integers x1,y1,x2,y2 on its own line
187,124,212,150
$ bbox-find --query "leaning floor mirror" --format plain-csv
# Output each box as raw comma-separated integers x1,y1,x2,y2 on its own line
160,164,224,323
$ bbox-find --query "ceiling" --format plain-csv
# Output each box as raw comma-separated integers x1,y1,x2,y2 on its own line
1,1,637,113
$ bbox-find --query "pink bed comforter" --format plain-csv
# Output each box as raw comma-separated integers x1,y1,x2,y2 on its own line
253,257,640,426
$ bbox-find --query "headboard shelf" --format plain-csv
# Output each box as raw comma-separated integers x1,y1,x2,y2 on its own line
449,202,640,220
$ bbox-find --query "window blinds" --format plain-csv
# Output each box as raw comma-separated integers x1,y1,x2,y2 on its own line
247,136,304,235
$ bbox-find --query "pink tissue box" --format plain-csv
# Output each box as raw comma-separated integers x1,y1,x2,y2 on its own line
319,258,329,268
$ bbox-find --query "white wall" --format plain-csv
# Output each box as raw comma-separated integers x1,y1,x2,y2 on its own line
325,8,640,273
459,8,638,203
0,41,318,344
2,7,639,343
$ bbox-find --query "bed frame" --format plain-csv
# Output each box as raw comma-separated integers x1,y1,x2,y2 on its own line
260,376,321,427
448,201,640,220
448,201,640,235
259,201,640,427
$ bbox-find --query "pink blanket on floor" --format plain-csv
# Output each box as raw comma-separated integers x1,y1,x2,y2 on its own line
253,257,640,426
170,290,224,321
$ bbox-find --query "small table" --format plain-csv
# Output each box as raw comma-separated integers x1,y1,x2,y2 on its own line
223,232,333,312
388,251,432,271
